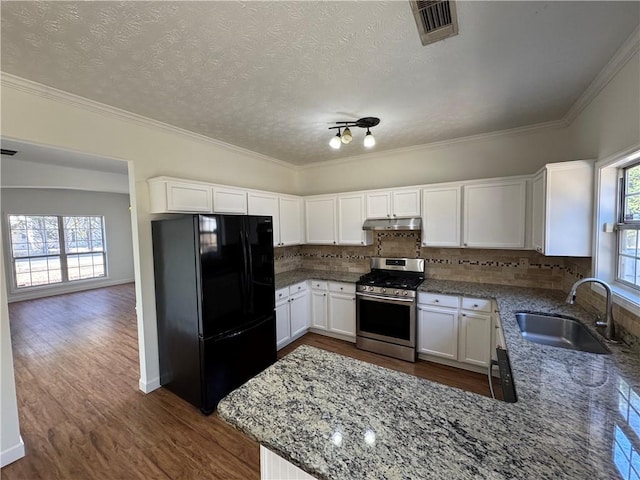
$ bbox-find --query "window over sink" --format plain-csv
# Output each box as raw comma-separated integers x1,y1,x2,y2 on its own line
617,162,640,290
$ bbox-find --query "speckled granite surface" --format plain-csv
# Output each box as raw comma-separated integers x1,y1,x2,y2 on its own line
275,269,362,289
219,277,640,480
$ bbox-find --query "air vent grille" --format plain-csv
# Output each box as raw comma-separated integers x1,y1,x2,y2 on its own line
410,0,459,46
1,149,18,156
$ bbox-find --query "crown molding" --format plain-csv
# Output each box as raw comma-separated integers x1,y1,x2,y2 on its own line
299,119,566,170
0,72,298,171
563,24,640,125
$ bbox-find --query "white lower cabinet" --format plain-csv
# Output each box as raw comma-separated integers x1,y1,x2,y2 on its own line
274,283,310,350
289,291,311,338
417,306,458,360
310,281,356,340
417,293,493,370
275,294,291,350
310,281,329,330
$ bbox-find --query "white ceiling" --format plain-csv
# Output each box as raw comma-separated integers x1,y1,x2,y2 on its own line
1,1,638,166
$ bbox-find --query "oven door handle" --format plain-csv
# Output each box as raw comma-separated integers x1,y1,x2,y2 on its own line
356,292,416,304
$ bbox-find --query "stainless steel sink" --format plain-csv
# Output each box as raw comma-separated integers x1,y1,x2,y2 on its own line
515,312,611,355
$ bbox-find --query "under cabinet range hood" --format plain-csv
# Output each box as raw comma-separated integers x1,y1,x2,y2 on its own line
362,217,422,231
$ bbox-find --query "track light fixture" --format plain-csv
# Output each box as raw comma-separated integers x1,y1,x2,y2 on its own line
328,117,379,150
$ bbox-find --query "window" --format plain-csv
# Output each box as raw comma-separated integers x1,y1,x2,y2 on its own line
617,163,640,290
8,215,106,289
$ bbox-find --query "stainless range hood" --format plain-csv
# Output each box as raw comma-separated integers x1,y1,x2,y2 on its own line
362,217,422,231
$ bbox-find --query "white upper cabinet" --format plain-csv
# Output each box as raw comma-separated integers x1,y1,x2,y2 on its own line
248,192,281,246
392,189,421,217
212,186,247,214
305,196,337,245
531,161,593,256
279,196,303,246
421,185,461,247
463,179,527,248
337,194,371,245
149,178,213,213
366,188,421,218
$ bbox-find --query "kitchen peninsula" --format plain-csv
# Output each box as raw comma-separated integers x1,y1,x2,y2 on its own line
218,278,640,480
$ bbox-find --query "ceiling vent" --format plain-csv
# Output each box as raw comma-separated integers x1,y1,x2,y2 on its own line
1,149,18,156
410,1,459,46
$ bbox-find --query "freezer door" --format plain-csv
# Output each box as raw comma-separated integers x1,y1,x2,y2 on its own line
198,215,249,338
200,315,277,414
244,215,276,319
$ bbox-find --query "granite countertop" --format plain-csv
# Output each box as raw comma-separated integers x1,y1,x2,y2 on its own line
219,276,640,480
275,269,362,289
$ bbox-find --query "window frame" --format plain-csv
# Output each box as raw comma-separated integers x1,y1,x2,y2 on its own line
616,162,640,291
7,214,108,290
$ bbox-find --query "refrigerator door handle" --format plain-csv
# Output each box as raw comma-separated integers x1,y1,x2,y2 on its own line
239,230,249,311
245,230,254,305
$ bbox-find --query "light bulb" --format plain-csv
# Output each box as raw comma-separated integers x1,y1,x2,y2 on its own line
329,132,342,149
364,129,375,148
341,127,353,144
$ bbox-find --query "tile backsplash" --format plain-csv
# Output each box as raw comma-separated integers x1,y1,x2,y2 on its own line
275,232,640,340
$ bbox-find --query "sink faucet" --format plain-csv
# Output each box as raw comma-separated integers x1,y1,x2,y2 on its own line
566,277,617,341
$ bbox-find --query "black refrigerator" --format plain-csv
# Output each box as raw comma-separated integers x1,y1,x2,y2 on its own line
152,214,276,414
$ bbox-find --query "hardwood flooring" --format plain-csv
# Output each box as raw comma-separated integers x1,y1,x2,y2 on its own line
2,284,496,479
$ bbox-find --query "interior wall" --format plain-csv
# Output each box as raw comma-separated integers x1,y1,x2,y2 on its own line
566,51,640,161
297,124,570,195
1,188,135,302
0,77,299,393
1,159,129,194
0,236,24,467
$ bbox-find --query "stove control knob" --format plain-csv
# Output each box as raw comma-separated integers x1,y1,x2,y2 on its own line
369,286,374,292
403,291,409,296
394,290,400,295
381,288,386,293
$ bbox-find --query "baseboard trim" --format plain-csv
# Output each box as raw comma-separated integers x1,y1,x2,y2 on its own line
7,278,135,303
1,436,25,468
139,376,161,394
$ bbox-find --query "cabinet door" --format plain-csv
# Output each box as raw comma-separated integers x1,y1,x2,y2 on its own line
337,194,368,245
459,311,491,367
531,171,546,254
392,189,421,217
212,187,247,214
421,186,461,247
248,192,281,246
417,306,458,360
275,301,291,350
289,292,310,338
463,180,526,248
366,191,392,219
279,196,303,246
311,289,328,330
305,197,337,244
166,181,212,213
328,292,356,337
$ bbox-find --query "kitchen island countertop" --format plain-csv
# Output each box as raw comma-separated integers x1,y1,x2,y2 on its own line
219,273,640,479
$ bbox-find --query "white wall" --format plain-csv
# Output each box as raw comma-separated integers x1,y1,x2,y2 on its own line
0,76,299,396
0,237,24,467
298,124,570,195
566,51,640,160
1,188,135,302
1,159,129,194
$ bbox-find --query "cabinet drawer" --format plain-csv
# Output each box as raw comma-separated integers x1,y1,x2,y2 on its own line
310,280,328,290
418,293,459,309
461,297,492,313
289,282,308,295
276,287,290,302
329,282,355,294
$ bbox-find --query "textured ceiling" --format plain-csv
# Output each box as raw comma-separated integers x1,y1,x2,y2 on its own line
1,1,638,166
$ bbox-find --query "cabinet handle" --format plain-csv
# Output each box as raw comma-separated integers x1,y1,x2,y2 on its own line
473,304,479,308
352,297,356,301
387,214,390,218
361,241,364,245
464,243,468,247
462,313,466,317
333,241,336,244
393,214,397,217
323,293,326,297
434,299,439,303
340,287,343,290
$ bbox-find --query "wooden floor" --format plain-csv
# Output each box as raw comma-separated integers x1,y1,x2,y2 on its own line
2,284,495,479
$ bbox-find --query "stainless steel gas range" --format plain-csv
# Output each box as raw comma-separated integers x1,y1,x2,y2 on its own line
356,257,425,362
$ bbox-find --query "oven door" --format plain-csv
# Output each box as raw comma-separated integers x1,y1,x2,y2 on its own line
356,292,416,347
